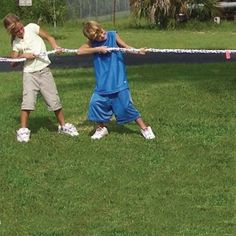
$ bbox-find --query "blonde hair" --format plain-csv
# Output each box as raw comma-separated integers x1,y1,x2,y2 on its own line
3,13,21,43
83,21,103,41
3,13,21,34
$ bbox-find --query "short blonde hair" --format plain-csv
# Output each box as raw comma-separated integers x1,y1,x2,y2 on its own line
83,21,103,41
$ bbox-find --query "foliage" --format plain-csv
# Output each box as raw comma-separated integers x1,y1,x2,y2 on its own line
130,0,219,29
0,0,221,28
0,0,67,26
0,0,18,19
187,0,219,21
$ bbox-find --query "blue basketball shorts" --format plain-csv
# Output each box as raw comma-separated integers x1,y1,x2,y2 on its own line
88,89,141,124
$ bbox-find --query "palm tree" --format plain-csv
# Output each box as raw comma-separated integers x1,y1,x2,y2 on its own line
130,0,183,28
130,0,219,28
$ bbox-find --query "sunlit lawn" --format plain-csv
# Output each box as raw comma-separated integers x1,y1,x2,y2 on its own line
1,20,236,56
0,62,235,235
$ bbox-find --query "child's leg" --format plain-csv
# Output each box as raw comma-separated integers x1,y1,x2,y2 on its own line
18,71,37,142
17,110,31,142
113,89,140,125
20,72,37,128
135,117,155,139
135,117,147,130
95,123,106,128
55,109,78,136
88,93,111,139
88,93,112,124
91,122,109,140
39,68,78,136
113,89,155,139
54,108,65,126
20,110,30,128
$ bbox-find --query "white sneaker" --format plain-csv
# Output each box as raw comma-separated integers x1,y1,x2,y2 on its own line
140,126,155,139
91,126,108,140
58,123,79,136
17,128,31,142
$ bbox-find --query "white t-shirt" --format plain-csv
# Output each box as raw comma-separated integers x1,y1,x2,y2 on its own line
13,23,51,72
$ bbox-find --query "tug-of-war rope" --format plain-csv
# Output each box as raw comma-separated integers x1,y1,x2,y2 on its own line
0,47,235,62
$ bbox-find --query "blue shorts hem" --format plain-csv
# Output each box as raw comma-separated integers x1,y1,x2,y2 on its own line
116,115,141,125
88,117,110,123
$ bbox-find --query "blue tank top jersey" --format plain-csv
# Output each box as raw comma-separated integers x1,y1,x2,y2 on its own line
91,31,129,95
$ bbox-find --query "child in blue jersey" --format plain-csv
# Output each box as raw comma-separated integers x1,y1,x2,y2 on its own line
77,21,155,140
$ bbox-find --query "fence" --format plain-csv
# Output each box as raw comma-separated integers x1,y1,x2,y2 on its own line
66,0,130,20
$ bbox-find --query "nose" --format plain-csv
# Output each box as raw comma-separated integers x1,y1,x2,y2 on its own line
17,28,24,36
101,32,106,39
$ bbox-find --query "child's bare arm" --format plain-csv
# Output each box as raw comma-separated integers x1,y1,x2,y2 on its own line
77,42,108,55
39,29,61,50
10,50,35,67
116,33,146,54
10,51,20,67
12,50,35,59
116,33,131,49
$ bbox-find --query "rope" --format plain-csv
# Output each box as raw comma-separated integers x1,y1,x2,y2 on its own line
0,48,79,63
108,47,234,59
0,47,234,63
0,57,26,62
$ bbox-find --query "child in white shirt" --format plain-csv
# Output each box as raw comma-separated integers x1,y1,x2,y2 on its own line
3,13,78,142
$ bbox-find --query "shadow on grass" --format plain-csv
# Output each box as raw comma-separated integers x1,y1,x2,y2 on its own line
49,63,236,98
81,120,139,136
53,68,93,78
53,69,95,92
14,116,58,134
52,62,236,89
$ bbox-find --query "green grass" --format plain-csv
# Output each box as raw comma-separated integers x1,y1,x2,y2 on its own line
2,20,236,56
0,63,235,235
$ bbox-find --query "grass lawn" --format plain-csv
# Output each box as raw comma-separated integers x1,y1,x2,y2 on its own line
0,62,235,235
2,20,236,56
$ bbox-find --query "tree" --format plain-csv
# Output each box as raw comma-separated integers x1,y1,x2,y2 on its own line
30,0,67,25
130,0,219,28
186,0,218,21
5,0,67,25
130,0,183,28
0,0,18,19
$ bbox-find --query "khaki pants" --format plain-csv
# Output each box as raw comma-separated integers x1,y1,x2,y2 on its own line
21,67,62,111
